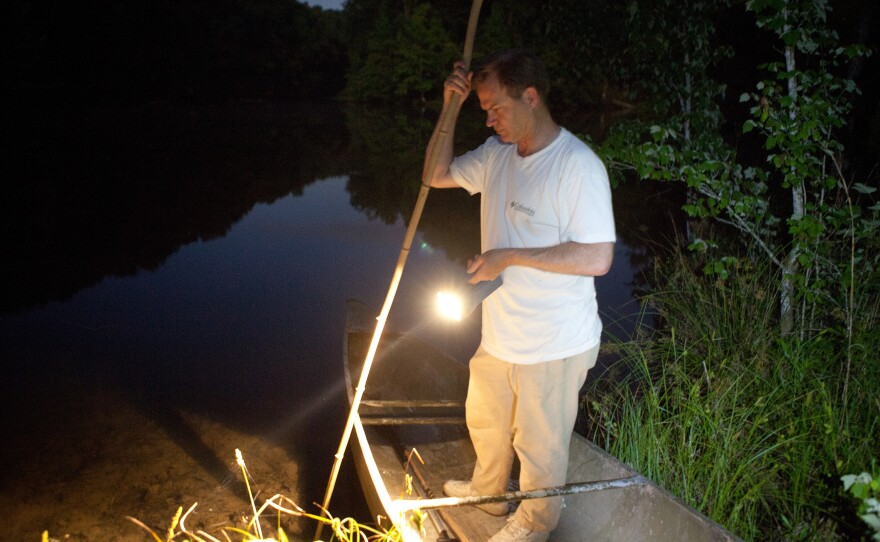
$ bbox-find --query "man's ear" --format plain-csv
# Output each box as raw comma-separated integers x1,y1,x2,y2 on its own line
523,87,540,109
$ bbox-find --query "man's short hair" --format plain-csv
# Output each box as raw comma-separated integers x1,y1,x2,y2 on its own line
474,48,549,101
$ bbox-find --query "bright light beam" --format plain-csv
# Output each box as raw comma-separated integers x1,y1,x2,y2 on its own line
437,291,466,321
436,276,503,321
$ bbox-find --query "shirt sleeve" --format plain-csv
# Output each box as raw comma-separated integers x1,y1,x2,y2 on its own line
449,136,496,195
558,147,616,245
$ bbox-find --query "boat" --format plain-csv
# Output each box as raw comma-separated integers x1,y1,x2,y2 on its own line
343,299,742,541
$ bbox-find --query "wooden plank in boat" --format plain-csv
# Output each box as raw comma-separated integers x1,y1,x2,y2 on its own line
360,416,466,426
361,399,465,408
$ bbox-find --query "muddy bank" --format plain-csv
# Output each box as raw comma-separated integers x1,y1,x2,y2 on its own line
2,377,313,541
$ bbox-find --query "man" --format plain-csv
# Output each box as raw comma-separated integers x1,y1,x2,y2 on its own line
424,49,616,542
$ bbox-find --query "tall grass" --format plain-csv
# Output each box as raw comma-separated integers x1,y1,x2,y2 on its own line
123,449,401,542
586,250,880,540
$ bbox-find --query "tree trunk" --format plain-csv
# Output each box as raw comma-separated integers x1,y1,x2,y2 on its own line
780,23,803,335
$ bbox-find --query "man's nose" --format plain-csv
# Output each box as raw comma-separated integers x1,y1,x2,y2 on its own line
486,112,496,127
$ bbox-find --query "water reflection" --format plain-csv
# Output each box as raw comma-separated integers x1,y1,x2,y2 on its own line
3,101,349,313
1,100,680,537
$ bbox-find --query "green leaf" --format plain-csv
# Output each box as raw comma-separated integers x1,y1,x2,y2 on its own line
853,183,878,194
688,239,709,253
860,512,880,530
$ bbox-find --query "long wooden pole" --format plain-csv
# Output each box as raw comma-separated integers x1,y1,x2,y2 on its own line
314,2,483,539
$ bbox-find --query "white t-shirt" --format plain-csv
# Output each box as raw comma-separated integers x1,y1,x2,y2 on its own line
450,128,616,364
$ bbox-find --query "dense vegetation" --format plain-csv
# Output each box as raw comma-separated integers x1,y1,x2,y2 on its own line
589,1,877,540
586,248,879,540
585,1,877,540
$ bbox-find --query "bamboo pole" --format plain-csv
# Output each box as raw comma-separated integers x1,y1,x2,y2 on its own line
390,476,647,513
314,2,483,539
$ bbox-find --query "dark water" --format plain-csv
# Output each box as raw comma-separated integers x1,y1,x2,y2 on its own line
0,100,679,532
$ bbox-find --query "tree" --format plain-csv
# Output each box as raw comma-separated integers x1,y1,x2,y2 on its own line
391,3,458,103
343,1,456,104
600,0,878,337
742,0,877,335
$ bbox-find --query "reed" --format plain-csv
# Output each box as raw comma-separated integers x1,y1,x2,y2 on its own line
124,449,401,542
586,249,880,540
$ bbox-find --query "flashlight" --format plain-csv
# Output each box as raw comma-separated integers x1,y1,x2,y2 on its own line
436,275,503,321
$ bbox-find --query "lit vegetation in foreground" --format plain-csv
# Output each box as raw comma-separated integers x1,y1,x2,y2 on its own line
98,449,398,542
586,250,879,541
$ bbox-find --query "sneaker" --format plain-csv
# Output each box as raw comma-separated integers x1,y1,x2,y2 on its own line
442,479,509,516
488,517,550,542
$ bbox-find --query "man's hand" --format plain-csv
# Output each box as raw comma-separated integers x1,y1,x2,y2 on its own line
444,61,473,104
426,61,473,189
466,250,511,283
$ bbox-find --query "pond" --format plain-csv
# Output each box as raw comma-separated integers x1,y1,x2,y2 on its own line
0,100,680,539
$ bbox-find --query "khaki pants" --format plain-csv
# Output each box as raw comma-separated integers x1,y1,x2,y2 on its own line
465,345,598,533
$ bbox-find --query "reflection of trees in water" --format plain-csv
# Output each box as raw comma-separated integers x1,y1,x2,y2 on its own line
343,104,434,224
419,188,482,266
344,103,486,265
3,101,348,313
3,98,683,314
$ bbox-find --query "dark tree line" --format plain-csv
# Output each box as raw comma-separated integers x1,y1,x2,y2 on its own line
9,0,348,103
9,0,876,123
340,0,633,114
6,0,633,107
341,1,875,123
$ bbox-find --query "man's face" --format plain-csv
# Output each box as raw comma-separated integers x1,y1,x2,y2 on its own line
476,73,533,145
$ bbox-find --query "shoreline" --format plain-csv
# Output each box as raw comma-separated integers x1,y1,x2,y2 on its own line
2,377,309,541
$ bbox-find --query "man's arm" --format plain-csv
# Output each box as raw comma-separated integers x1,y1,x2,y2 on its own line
423,62,472,189
466,241,614,283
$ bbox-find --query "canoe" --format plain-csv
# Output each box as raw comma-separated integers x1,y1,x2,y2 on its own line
343,299,742,542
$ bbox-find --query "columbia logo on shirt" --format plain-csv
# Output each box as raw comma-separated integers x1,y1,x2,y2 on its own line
510,201,536,217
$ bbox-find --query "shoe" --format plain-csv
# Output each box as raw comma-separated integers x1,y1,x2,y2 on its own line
442,479,509,516
488,517,550,542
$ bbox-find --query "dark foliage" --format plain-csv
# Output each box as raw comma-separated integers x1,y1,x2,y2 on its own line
8,0,348,103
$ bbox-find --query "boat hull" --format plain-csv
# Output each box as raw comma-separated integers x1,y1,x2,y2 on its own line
343,300,741,541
